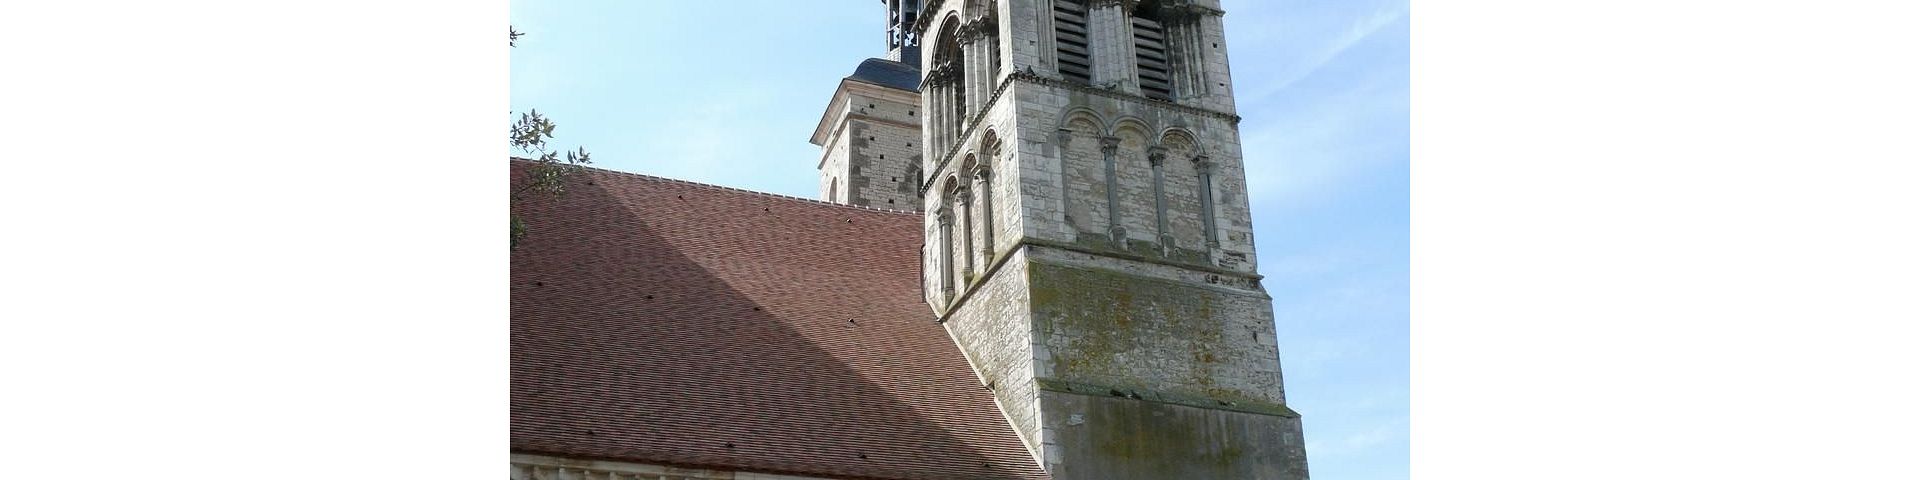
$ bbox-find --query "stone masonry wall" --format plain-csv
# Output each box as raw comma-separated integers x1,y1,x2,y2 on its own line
938,248,1043,458
1009,79,1260,274
1027,245,1286,406
819,88,923,210
914,1,1301,477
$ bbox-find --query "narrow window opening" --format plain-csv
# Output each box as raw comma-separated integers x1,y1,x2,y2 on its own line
1053,0,1091,84
1133,2,1173,101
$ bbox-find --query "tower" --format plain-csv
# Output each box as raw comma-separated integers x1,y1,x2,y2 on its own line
812,1,926,210
911,0,1309,478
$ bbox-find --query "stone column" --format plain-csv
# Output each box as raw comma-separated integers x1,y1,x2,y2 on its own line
937,207,957,302
1037,0,1059,76
937,66,955,154
1147,146,1173,251
936,68,951,154
1100,136,1125,246
1195,156,1219,248
1160,5,1207,99
1087,0,1138,93
958,26,980,121
923,78,938,162
973,166,995,262
957,185,975,281
1055,128,1077,231
985,18,1000,89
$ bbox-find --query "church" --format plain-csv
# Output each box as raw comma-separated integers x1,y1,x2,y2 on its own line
511,1,1310,478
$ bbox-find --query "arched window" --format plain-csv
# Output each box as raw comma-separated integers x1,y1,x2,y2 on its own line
974,130,1000,262
930,17,967,155
828,178,839,203
938,176,964,301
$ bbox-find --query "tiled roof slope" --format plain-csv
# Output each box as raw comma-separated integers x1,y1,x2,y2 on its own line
848,58,921,92
511,162,1049,480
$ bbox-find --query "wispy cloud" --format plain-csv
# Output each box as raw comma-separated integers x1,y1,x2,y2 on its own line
1241,2,1409,104
1236,4,1409,208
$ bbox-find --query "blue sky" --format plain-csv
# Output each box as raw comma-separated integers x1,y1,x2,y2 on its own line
511,1,1408,478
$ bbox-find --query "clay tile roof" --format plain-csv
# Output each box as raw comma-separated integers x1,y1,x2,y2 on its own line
511,161,1049,480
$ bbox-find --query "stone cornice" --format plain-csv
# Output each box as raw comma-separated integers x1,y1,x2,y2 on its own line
1158,2,1226,21
934,238,1265,320
1022,237,1263,282
1035,378,1301,419
1016,71,1242,124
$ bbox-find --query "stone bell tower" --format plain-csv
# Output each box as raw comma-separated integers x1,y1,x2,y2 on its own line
910,0,1308,478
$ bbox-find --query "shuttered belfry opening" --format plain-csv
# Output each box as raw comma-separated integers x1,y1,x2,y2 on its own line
1133,5,1173,101
1054,0,1091,84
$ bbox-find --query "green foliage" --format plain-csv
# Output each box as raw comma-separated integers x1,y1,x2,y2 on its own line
509,28,592,248
510,109,592,248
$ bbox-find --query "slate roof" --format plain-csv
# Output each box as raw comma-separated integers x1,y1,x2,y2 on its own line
847,58,922,92
511,162,1048,480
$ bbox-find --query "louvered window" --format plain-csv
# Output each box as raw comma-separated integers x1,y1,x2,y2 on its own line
1133,13,1172,100
1053,1,1091,84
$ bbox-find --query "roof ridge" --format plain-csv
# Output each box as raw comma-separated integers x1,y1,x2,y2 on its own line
510,158,923,216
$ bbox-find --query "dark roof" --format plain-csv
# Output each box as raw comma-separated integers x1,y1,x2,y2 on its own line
511,162,1048,480
847,58,921,92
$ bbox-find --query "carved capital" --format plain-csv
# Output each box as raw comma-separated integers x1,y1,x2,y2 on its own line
955,185,973,204
1055,128,1076,147
1146,146,1168,166
1098,136,1121,155
972,165,993,180
1161,3,1217,24
1193,155,1216,173
1092,0,1139,13
931,63,962,82
936,207,955,225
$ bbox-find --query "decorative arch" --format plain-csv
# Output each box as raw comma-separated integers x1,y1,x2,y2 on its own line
935,174,963,303
928,13,968,157
1057,107,1109,136
1155,127,1205,251
1056,107,1110,237
970,131,999,263
1110,117,1155,141
1159,127,1200,151
954,155,979,280
1110,118,1155,246
974,0,1001,85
